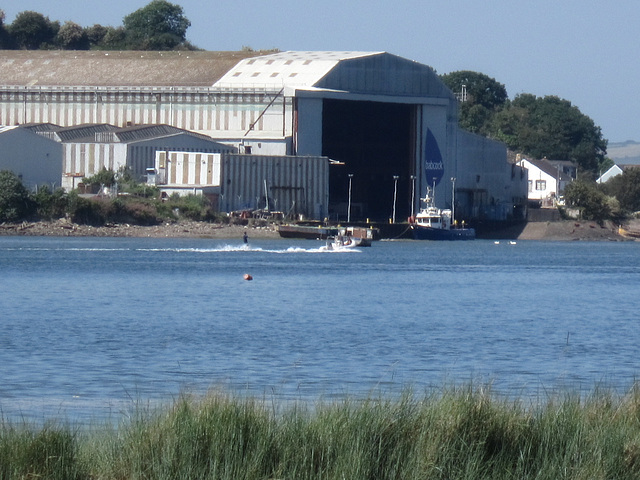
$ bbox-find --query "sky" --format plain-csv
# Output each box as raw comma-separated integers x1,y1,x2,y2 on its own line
2,0,639,144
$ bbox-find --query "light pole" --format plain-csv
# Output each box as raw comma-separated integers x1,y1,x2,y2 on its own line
410,175,416,218
347,173,354,223
392,175,399,223
451,177,456,225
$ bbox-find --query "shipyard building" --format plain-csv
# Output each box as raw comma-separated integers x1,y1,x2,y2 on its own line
0,50,527,224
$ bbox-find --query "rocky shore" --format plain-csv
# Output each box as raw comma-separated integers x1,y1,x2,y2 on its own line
0,218,635,241
0,218,280,240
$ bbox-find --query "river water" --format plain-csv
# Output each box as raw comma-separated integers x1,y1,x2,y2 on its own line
1,236,639,423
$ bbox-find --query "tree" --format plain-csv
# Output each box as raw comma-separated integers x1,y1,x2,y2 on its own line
7,11,58,49
563,179,616,221
123,0,191,50
600,168,640,214
492,94,607,178
0,170,35,222
56,21,89,50
83,167,116,188
85,24,108,47
440,71,508,135
99,26,127,50
0,10,11,48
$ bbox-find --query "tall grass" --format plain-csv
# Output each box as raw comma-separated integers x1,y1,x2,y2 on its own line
2,384,640,479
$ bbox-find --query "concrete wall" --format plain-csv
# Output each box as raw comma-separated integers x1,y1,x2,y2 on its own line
455,129,528,221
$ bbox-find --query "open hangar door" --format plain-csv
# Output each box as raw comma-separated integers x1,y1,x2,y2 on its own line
322,98,416,222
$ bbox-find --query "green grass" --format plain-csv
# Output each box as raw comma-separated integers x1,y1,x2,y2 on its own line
2,384,640,479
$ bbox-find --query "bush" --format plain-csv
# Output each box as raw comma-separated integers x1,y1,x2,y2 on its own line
166,194,214,221
31,185,68,220
0,170,36,222
66,193,107,226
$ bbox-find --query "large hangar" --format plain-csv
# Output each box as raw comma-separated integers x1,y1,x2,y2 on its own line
0,50,527,223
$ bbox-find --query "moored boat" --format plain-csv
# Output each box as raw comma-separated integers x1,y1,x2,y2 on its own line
277,224,338,240
409,187,475,241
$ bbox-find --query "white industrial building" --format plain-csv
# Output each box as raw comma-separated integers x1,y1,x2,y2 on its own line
0,125,62,189
0,50,528,224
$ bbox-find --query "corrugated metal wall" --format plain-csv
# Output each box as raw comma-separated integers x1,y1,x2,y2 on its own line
154,151,222,186
62,143,126,178
221,154,329,220
0,87,290,140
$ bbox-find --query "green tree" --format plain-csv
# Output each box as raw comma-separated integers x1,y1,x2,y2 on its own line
492,94,607,178
56,21,89,50
83,167,116,188
123,0,191,50
85,24,108,47
563,180,616,221
0,170,35,222
7,11,58,49
440,71,508,135
600,168,640,214
99,26,127,49
0,10,11,48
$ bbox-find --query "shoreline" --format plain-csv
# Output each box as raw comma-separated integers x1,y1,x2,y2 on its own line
0,218,633,241
0,218,280,240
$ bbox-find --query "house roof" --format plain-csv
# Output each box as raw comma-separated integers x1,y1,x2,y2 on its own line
522,158,572,182
0,50,264,87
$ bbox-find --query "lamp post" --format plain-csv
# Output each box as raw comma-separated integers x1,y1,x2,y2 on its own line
347,173,354,223
410,175,416,218
392,175,399,223
451,177,456,224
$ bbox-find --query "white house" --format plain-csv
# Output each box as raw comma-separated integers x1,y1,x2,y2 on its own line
596,164,623,183
518,157,573,206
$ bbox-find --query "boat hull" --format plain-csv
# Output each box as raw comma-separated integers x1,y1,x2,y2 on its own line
411,225,476,240
277,224,338,240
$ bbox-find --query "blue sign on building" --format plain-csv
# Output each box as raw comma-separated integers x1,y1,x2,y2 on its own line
424,128,444,187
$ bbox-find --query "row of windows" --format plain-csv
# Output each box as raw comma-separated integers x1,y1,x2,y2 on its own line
528,180,546,192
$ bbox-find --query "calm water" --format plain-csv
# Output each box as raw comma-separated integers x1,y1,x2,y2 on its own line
1,235,640,423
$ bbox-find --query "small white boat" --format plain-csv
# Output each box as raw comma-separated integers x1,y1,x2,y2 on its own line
322,234,360,251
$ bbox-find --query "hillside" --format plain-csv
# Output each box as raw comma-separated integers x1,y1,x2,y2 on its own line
608,140,640,165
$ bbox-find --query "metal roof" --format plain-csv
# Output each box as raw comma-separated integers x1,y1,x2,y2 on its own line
0,50,451,100
214,51,381,89
0,50,264,87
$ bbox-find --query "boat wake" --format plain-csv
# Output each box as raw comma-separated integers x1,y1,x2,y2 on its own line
137,244,361,254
